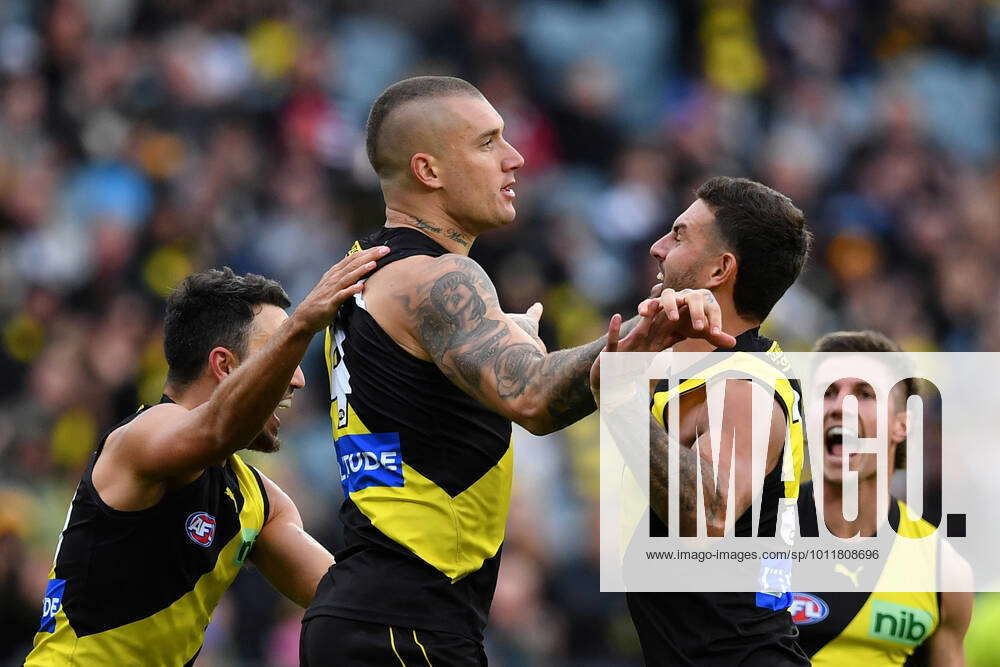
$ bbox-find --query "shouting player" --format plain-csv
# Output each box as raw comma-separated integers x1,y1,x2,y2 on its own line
26,250,384,665
793,330,973,665
592,176,813,666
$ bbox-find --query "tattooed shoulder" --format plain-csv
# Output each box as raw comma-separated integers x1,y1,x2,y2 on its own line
412,255,506,369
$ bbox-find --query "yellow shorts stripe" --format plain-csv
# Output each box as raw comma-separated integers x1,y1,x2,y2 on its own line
389,627,406,666
413,630,433,666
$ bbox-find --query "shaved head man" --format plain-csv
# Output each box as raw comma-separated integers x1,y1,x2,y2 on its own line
299,77,721,666
365,76,523,241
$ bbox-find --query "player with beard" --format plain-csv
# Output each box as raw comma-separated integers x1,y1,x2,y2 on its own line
792,331,973,666
26,252,386,666
592,176,813,666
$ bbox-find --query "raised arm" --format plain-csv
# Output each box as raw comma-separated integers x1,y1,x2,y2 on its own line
406,254,606,434
590,305,777,536
649,382,786,536
102,247,388,487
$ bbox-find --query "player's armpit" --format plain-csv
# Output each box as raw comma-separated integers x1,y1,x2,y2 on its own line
250,472,335,609
405,254,608,434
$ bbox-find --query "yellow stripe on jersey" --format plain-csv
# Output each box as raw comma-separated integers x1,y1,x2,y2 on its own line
649,342,803,500
26,454,266,666
810,501,939,667
328,394,512,582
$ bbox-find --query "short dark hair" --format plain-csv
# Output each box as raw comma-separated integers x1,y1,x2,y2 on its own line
365,76,483,177
164,268,290,387
696,176,812,321
813,330,919,469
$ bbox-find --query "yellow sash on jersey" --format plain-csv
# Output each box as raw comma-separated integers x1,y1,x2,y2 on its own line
810,501,939,666
26,454,266,666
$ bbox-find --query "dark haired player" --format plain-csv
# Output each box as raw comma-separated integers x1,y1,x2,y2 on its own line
792,330,973,666
300,76,730,666
592,177,813,666
26,249,385,666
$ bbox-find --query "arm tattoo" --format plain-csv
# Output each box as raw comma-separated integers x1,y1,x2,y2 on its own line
495,344,544,398
649,419,724,536
417,269,501,359
537,339,605,426
507,312,541,345
414,257,643,431
537,315,642,427
453,326,509,388
604,411,713,537
416,261,509,397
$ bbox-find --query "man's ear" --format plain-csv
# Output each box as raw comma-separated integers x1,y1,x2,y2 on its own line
706,252,737,289
411,153,444,190
207,347,238,382
891,407,909,446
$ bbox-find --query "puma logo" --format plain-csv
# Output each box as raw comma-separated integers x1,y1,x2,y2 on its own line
835,563,863,588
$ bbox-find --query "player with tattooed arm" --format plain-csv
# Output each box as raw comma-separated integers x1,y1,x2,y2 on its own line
299,76,731,666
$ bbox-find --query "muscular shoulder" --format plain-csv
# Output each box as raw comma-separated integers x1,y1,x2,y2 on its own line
362,253,498,360
372,253,492,296
104,403,189,455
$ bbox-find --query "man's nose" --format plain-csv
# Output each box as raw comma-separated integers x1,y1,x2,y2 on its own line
503,142,524,171
291,365,306,390
650,235,670,260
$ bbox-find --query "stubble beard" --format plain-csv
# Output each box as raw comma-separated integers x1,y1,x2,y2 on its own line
247,430,281,454
662,264,702,292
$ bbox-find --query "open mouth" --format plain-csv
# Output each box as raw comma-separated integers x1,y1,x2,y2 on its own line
272,398,292,427
824,424,858,458
501,182,515,198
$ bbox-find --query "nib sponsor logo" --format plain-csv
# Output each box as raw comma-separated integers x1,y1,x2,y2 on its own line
869,600,933,646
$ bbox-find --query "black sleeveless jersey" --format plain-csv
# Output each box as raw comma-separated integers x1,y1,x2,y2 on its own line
626,328,810,666
306,227,513,641
26,397,269,666
793,481,940,666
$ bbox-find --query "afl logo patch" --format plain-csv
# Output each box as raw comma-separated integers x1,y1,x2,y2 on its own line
790,592,829,625
185,511,216,547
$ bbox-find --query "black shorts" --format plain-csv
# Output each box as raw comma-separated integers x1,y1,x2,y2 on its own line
300,615,487,667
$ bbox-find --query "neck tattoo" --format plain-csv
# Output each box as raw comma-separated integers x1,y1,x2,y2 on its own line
412,216,469,247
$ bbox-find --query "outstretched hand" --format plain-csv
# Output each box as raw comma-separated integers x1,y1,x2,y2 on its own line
633,288,737,350
292,246,390,334
589,288,737,402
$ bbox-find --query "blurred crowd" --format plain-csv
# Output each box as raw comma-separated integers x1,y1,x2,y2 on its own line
1,0,999,665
